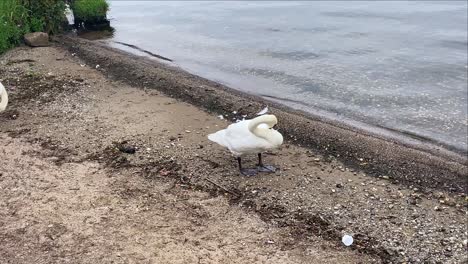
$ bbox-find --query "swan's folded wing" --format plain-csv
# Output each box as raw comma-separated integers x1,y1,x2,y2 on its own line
224,122,269,154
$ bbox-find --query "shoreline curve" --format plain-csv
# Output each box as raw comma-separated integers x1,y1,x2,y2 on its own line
56,35,467,193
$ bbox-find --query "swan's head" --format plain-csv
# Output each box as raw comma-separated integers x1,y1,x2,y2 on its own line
257,114,277,128
249,114,283,147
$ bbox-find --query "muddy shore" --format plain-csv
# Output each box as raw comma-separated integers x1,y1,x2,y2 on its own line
57,36,467,194
0,42,467,264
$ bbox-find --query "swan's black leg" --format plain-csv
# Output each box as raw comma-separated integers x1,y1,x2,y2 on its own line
237,157,257,176
257,153,277,172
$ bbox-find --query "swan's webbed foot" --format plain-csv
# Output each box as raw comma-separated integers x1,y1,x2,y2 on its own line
257,165,277,173
240,168,258,176
237,157,257,176
256,153,277,173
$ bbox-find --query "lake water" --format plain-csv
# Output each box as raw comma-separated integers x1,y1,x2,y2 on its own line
106,1,468,152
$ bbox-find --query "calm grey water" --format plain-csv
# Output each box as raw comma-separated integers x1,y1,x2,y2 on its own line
107,1,468,152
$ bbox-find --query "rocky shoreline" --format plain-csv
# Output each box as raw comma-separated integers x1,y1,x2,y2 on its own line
0,41,466,263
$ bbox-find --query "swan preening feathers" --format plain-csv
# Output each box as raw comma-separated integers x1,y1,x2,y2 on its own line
208,114,283,176
0,82,8,112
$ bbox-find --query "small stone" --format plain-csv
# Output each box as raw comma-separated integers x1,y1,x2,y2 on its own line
336,183,343,188
382,175,389,180
434,206,441,211
445,198,456,206
331,189,336,193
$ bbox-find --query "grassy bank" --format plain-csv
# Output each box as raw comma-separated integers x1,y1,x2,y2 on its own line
0,0,66,54
0,0,71,54
0,0,27,54
72,0,109,24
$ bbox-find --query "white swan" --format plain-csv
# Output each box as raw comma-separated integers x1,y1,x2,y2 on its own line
0,82,8,112
208,114,283,176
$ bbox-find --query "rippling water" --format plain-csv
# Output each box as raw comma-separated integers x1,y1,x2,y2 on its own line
106,1,468,152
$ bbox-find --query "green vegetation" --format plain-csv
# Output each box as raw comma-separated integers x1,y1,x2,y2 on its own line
72,0,109,24
0,0,67,54
0,0,28,54
25,0,67,34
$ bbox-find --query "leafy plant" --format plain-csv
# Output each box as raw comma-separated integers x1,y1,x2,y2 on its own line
72,0,108,23
21,0,67,34
0,0,67,54
0,0,28,53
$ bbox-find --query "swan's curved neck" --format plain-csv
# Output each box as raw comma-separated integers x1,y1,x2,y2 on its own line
0,83,8,112
248,115,277,139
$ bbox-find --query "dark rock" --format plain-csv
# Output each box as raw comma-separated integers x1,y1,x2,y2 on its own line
115,141,136,154
118,146,136,154
24,32,49,47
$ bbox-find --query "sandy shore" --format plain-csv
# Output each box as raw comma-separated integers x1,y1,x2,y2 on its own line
58,36,467,194
0,43,466,263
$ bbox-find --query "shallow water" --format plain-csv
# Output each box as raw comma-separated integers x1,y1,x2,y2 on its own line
106,1,468,152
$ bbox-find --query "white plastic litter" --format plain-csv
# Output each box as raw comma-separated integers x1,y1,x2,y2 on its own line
342,235,353,246
256,106,269,115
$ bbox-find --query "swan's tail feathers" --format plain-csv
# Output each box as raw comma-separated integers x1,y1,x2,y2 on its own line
208,130,228,148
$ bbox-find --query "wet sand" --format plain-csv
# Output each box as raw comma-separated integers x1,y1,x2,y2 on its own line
0,43,466,263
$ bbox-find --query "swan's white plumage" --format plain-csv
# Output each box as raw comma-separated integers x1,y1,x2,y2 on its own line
208,114,283,156
0,82,8,112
